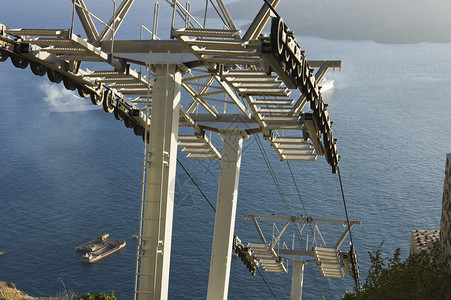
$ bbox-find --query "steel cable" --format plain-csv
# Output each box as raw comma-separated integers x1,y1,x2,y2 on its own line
337,165,360,288
286,161,317,247
177,158,216,212
176,158,279,299
254,135,334,299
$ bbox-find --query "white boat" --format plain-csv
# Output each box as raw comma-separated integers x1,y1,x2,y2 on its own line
319,78,334,93
80,239,126,263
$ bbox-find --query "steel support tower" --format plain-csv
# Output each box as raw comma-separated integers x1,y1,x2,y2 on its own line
0,0,352,299
137,63,182,300
207,130,246,300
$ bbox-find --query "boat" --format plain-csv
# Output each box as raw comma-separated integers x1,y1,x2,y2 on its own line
319,78,334,93
0,1,353,297
75,233,110,253
81,240,126,263
76,233,126,263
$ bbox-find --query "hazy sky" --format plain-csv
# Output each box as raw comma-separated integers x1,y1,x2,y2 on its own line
224,0,451,43
0,0,248,40
2,0,450,43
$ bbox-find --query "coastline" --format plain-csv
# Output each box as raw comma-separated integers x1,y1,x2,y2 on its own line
0,281,53,300
214,0,451,45
235,20,451,45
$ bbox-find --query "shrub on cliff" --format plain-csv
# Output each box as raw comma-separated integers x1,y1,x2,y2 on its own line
79,291,115,300
341,241,451,299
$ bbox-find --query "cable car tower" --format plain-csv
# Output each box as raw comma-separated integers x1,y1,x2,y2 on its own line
0,0,358,299
237,214,361,300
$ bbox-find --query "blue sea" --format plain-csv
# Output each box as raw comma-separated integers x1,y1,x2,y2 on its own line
1,1,451,299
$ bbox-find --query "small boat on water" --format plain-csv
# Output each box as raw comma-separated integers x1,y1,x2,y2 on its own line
75,233,125,263
319,78,334,93
75,233,110,253
81,240,126,263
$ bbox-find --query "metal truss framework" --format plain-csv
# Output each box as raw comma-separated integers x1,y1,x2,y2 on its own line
0,0,341,166
0,0,347,299
243,214,362,300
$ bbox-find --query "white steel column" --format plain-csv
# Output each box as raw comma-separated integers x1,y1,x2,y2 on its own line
138,64,181,300
291,261,306,300
207,130,245,300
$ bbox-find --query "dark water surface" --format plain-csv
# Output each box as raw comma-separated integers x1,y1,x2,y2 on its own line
1,2,451,299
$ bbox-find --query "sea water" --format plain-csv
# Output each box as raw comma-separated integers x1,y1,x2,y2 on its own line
1,5,451,300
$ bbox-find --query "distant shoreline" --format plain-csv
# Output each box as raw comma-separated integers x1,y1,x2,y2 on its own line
234,21,451,45
207,0,451,46
236,21,451,45
298,34,451,45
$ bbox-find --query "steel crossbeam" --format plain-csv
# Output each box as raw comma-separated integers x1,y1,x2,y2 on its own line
0,1,349,299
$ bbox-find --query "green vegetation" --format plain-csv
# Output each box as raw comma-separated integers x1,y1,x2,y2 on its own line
340,241,451,299
0,283,115,300
55,277,115,300
79,291,116,300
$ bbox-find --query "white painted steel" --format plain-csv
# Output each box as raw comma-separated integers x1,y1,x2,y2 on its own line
291,261,306,300
242,0,280,41
247,243,287,273
137,64,181,300
206,131,245,300
0,1,347,297
314,247,344,278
